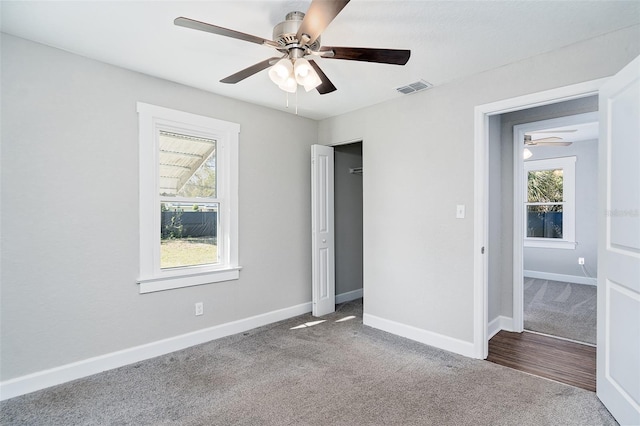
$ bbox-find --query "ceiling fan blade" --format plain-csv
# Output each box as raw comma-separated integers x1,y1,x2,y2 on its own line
524,135,573,146
296,0,350,46
309,60,337,95
526,130,577,134
531,137,564,143
320,46,411,65
175,17,279,48
220,57,281,84
533,141,573,146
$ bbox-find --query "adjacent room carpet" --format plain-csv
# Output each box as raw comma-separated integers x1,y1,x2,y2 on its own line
1,299,614,425
524,278,597,345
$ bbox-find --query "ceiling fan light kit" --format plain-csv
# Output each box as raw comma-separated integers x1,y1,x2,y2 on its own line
523,148,533,160
174,0,411,103
268,56,323,93
268,58,293,84
293,58,322,92
279,75,299,94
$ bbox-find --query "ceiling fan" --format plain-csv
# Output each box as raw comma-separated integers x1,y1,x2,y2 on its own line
174,0,410,95
524,130,576,146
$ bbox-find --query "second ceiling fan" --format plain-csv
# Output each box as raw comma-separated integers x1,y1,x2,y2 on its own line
174,0,411,95
524,129,576,146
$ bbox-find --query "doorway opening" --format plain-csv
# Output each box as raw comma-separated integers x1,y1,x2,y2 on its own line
485,98,599,391
486,95,598,344
510,107,599,346
311,141,364,317
472,78,605,364
333,142,364,305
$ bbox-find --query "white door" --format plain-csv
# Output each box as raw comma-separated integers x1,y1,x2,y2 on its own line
597,55,640,425
311,144,335,316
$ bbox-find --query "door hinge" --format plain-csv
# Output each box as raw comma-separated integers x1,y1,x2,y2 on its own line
481,247,485,254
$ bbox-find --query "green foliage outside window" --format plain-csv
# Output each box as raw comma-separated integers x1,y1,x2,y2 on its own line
162,209,184,239
528,169,563,211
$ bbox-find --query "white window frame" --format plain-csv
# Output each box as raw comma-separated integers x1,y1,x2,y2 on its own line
523,156,576,249
137,102,240,293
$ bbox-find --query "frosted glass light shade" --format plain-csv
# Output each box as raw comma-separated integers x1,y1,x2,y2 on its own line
269,59,293,86
303,76,322,92
279,75,298,93
294,58,321,91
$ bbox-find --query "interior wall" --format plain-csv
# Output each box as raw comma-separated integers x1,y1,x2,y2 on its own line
318,25,639,348
523,139,599,280
334,143,364,297
0,34,318,381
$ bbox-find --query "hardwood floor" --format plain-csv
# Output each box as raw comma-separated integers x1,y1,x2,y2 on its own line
487,330,596,392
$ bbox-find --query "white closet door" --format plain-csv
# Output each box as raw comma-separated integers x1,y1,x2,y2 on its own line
311,144,335,316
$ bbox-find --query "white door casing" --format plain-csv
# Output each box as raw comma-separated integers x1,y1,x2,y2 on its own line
311,144,336,317
473,78,606,359
597,55,640,425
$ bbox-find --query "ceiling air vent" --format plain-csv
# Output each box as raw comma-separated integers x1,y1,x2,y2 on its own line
396,80,433,95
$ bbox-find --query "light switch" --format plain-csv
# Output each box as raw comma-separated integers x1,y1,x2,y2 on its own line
456,204,465,219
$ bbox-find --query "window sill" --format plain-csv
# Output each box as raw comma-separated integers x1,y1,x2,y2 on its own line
524,239,576,250
138,266,241,293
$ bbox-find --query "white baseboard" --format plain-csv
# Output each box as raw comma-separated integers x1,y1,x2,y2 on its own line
0,302,312,401
335,288,363,304
363,313,475,358
524,270,597,286
488,315,515,339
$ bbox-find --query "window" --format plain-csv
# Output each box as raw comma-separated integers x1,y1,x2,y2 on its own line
137,103,240,293
524,156,576,249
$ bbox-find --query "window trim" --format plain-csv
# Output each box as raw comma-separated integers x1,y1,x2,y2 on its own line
137,102,240,293
523,156,576,249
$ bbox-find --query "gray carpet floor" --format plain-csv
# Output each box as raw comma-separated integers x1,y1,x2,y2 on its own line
1,299,615,425
524,278,597,345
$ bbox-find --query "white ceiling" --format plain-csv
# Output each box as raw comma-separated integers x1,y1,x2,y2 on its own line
2,1,639,120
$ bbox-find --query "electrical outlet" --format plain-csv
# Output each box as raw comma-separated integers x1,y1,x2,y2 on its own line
195,302,204,316
578,257,585,265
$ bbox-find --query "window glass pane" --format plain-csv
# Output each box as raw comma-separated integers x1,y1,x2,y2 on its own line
160,202,218,269
159,131,216,198
527,169,563,203
527,205,563,238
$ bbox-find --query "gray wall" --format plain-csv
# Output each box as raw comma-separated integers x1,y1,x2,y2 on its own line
334,142,363,296
0,34,317,380
319,26,639,343
523,140,598,278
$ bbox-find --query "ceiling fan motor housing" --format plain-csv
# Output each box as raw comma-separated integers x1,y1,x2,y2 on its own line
273,11,321,53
